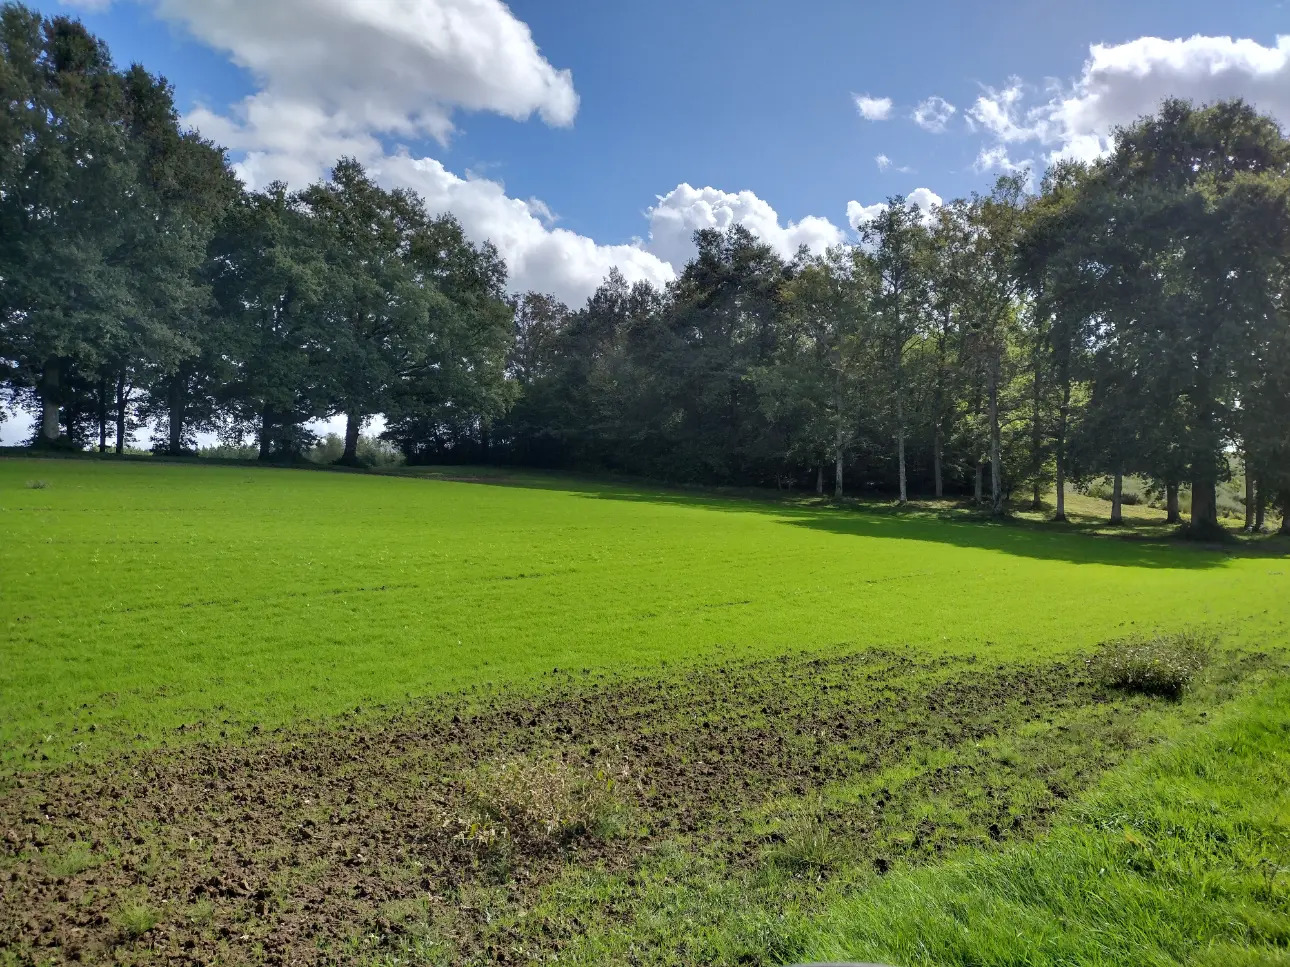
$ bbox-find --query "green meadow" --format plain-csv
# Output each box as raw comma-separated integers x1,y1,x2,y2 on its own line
2,456,1289,965
3,457,1286,767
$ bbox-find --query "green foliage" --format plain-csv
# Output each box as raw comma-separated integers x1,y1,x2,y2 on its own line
1089,630,1214,698
306,432,405,468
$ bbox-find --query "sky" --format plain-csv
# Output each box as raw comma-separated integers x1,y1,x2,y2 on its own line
4,0,1289,444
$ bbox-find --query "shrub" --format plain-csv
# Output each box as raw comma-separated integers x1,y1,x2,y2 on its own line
1088,630,1214,699
24,479,49,489
1120,491,1142,506
459,756,629,850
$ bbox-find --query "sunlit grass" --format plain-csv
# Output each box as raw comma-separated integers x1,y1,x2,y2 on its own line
1,457,1287,767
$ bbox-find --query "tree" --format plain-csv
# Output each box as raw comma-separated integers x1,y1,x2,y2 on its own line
0,6,233,448
864,199,931,503
1098,99,1290,536
381,213,515,462
959,177,1029,516
212,185,331,459
759,247,872,497
300,159,432,464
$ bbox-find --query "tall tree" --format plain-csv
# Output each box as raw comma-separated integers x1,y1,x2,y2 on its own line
864,199,930,503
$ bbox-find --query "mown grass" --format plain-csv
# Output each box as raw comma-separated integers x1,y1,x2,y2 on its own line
2,456,1288,767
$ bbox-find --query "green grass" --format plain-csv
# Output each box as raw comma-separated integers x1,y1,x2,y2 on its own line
796,673,1290,967
2,456,1287,766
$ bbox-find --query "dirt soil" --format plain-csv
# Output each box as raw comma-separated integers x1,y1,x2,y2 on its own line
1,650,1150,965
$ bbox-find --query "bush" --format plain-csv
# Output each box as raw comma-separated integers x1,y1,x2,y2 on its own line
1088,630,1214,699
459,756,629,850
1120,491,1142,506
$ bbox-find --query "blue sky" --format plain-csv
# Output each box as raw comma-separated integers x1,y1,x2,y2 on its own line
5,0,1288,442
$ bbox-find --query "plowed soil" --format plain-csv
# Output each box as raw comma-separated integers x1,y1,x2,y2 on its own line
1,650,1153,965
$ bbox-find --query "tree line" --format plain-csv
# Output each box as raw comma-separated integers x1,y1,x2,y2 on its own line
3,6,1288,536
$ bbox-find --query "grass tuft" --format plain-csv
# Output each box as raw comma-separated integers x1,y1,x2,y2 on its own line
766,804,841,874
1088,630,1213,698
460,756,629,849
43,841,96,878
112,900,160,938
23,479,48,489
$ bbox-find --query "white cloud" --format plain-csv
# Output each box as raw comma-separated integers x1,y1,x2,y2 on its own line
967,79,1041,141
911,96,956,132
854,94,893,121
1053,35,1290,144
972,144,1032,175
646,184,844,269
846,188,943,230
875,154,891,171
375,153,675,305
155,0,578,142
969,35,1290,167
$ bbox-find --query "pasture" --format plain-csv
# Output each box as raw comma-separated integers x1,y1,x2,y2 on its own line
1,457,1289,965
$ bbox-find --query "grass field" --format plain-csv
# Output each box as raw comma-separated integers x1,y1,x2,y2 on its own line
1,456,1289,965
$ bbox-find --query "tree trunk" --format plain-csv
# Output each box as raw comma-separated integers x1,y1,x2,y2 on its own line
1255,487,1266,533
974,461,983,504
815,464,823,496
1244,465,1255,532
1190,473,1219,536
834,447,844,499
1029,353,1043,511
988,366,1003,517
933,424,943,499
97,375,108,453
39,358,61,442
167,373,185,456
259,404,274,460
114,373,127,455
1053,370,1071,521
342,412,362,464
1110,470,1124,525
1166,481,1180,524
896,400,907,504
1280,491,1290,535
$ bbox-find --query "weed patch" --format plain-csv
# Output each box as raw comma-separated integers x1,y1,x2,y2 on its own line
1089,629,1213,698
461,755,630,850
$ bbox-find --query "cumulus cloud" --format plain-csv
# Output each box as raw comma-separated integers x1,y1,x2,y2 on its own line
875,154,891,171
853,94,893,121
972,144,1032,175
846,188,943,230
911,96,956,132
149,0,578,140
646,184,845,269
970,35,1290,167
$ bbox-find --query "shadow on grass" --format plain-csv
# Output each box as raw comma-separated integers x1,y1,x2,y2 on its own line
5,449,1286,570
